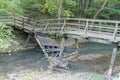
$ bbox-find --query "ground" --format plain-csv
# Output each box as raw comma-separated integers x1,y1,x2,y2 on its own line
6,70,106,80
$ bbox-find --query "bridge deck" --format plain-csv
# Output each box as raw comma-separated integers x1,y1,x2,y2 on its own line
65,30,120,42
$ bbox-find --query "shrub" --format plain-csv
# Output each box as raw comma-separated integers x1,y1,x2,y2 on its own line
0,22,14,50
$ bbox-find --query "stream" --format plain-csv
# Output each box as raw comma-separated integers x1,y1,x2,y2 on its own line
0,42,120,76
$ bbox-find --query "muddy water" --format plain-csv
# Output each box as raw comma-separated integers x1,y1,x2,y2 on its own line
0,42,120,75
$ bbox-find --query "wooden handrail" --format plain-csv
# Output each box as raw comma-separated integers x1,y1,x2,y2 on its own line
113,23,118,41
1,15,120,41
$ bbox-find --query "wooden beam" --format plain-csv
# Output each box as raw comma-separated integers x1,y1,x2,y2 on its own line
84,20,88,36
35,35,49,57
75,39,80,54
108,43,118,76
24,34,32,47
59,36,65,57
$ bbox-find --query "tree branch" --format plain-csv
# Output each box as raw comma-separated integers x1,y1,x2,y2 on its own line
93,0,108,19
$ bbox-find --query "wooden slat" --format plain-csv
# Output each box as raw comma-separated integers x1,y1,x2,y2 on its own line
36,35,59,46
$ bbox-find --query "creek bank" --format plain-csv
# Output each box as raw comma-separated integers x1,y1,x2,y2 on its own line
0,29,37,54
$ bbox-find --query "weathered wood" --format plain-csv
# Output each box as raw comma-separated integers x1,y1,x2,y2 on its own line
36,35,59,46
60,19,66,32
22,18,25,28
24,34,32,47
108,43,118,76
35,35,50,60
59,37,65,57
64,30,120,42
44,21,49,32
113,23,118,41
75,39,80,54
84,21,88,35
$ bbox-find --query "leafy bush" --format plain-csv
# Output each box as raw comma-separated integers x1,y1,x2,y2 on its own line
0,0,23,15
0,23,14,49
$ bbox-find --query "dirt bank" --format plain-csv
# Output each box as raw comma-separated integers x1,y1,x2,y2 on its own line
0,29,37,54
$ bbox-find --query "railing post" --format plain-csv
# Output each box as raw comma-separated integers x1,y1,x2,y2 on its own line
44,20,49,32
78,20,81,29
32,19,36,32
113,23,118,41
99,22,102,33
13,15,16,26
22,17,25,28
24,34,32,47
60,19,66,33
84,20,89,36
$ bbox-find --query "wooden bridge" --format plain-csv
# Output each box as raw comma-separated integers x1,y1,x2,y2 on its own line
1,15,120,76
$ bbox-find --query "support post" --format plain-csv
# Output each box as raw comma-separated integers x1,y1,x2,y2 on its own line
84,20,88,36
13,15,16,26
59,36,65,58
24,34,32,47
22,18,25,28
108,43,118,77
75,39,80,54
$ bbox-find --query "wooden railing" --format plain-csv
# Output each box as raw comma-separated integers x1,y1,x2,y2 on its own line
0,15,120,41
36,18,120,41
0,15,35,31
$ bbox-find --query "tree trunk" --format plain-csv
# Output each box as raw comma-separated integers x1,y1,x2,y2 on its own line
84,0,90,17
58,0,63,18
93,0,108,19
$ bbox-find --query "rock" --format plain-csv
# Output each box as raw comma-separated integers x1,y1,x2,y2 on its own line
7,73,18,80
48,57,69,70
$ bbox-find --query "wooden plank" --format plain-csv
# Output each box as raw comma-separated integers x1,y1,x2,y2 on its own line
35,35,49,58
24,34,32,47
36,35,59,46
65,18,120,23
64,30,120,42
46,48,60,52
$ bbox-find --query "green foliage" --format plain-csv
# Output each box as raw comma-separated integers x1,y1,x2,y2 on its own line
0,0,22,52
0,0,23,15
62,0,77,17
41,0,58,16
40,0,77,17
0,0,120,20
20,0,77,18
0,23,14,49
86,8,97,18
